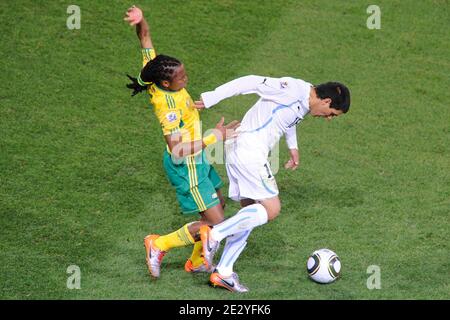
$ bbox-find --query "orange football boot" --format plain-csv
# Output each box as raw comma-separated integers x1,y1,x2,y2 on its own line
144,234,166,278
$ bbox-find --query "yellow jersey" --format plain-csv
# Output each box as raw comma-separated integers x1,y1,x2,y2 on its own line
141,48,201,144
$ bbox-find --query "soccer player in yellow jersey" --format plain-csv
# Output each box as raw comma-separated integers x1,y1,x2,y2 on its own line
124,6,240,278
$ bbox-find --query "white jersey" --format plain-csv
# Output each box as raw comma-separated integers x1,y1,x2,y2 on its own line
201,75,312,163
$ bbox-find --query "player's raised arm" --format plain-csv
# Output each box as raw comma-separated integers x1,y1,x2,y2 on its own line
197,75,299,110
124,6,157,96
197,75,267,109
124,6,154,50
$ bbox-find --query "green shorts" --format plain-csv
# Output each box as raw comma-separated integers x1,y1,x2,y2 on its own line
163,149,224,215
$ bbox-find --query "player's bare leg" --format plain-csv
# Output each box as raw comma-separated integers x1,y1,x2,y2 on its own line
258,196,281,221
217,189,226,209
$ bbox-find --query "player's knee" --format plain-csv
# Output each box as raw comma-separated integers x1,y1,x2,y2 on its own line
266,207,280,221
211,214,224,225
262,199,281,221
188,221,203,236
202,209,224,225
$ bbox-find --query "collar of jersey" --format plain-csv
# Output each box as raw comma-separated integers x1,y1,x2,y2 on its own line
154,84,182,94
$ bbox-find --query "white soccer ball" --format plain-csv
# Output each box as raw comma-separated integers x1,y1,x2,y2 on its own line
306,248,341,284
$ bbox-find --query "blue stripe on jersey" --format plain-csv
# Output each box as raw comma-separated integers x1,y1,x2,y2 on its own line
247,100,299,133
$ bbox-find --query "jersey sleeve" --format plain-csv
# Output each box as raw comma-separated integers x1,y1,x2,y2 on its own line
201,75,299,108
142,48,156,67
285,126,298,149
201,75,266,108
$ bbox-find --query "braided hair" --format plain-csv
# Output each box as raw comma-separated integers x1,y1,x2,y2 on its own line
126,54,182,96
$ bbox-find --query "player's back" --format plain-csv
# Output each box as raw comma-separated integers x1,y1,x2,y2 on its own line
235,77,311,160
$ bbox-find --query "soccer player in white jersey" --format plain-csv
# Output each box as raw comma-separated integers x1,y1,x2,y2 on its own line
194,75,351,292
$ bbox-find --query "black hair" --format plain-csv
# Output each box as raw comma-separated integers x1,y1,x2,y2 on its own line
315,82,351,113
126,54,182,97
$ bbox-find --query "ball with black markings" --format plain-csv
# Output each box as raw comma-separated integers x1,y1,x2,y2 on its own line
306,249,341,284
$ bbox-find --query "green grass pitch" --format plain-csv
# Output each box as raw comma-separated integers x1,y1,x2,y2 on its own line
1,0,449,299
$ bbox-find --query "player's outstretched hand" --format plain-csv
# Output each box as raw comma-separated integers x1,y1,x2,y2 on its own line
284,148,300,170
124,5,143,26
214,117,240,141
194,100,205,109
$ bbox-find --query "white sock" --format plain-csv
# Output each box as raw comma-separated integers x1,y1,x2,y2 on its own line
216,229,252,277
210,203,268,242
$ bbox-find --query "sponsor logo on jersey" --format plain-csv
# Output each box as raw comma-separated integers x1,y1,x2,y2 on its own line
280,81,288,88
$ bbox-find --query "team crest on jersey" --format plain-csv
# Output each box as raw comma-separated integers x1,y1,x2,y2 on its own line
166,112,178,123
280,81,288,89
186,98,191,107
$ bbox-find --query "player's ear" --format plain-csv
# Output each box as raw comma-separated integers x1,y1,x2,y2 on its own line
161,80,171,88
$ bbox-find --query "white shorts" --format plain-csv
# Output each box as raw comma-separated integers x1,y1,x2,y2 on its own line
225,147,279,202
